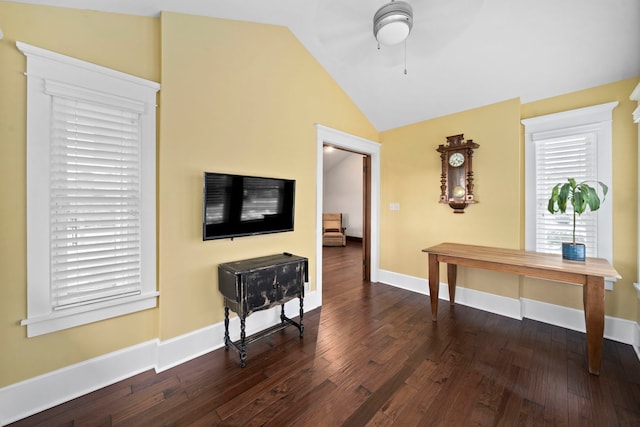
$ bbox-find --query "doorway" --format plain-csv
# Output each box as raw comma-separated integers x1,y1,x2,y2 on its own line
315,125,380,307
322,147,370,280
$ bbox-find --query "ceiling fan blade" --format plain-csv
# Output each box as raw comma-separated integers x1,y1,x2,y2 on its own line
314,0,385,65
317,22,371,47
409,0,485,57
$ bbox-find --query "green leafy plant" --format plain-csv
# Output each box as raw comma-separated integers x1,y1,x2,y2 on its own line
547,178,608,243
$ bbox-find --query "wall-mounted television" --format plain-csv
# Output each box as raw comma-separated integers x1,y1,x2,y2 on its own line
203,172,295,240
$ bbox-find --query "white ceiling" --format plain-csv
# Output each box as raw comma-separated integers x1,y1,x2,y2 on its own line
8,0,640,131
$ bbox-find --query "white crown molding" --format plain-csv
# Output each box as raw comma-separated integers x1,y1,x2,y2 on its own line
520,101,619,132
17,41,160,91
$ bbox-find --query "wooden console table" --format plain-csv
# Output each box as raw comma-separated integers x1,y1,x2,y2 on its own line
422,242,621,375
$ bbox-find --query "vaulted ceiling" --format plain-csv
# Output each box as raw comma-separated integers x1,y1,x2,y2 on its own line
9,0,640,131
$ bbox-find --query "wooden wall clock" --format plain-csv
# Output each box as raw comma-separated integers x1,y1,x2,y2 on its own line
436,134,480,213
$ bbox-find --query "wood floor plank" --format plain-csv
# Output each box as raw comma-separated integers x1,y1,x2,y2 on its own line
342,358,422,427
367,381,420,426
218,360,329,426
542,342,570,425
391,370,445,426
9,242,640,426
260,378,339,426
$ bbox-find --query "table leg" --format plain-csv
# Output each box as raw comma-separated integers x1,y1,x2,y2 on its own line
299,292,304,337
428,253,440,321
447,263,457,306
583,275,605,375
223,304,230,350
239,316,247,368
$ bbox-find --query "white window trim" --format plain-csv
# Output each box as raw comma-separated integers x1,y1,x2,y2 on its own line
522,101,618,289
630,82,640,291
18,42,160,337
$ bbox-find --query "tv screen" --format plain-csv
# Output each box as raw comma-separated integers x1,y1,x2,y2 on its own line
203,172,295,240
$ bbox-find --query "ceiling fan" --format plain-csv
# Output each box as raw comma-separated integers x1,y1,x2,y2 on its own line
314,0,485,70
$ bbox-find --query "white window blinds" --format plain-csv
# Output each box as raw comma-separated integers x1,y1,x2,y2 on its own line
523,102,616,289
20,41,159,337
534,132,599,256
50,97,143,309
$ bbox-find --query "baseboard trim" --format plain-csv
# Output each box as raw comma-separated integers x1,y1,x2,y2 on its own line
634,322,640,362
521,298,638,343
1,291,321,426
0,340,157,426
156,293,321,372
1,274,633,426
377,269,522,320
377,269,638,346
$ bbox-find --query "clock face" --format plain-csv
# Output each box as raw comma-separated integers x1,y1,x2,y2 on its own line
448,152,465,167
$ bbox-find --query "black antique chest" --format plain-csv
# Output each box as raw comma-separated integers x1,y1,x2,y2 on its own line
218,253,307,367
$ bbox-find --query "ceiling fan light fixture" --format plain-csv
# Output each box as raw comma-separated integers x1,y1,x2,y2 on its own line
373,1,413,46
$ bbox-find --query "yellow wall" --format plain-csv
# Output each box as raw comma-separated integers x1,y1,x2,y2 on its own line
379,78,639,320
157,12,377,339
379,98,523,298
0,3,377,387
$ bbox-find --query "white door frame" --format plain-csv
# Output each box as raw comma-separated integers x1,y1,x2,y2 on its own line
315,124,381,306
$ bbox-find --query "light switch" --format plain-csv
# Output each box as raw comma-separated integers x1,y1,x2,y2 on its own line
390,203,400,211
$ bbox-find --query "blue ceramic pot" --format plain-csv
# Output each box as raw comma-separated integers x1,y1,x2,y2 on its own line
562,242,586,261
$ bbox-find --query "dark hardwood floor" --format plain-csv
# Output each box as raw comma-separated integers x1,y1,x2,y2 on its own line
11,242,640,426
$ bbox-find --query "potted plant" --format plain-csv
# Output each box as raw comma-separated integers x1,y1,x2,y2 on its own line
547,178,608,261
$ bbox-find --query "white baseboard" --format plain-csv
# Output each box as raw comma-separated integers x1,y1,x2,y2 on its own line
0,275,634,426
156,293,320,372
635,322,640,361
635,284,640,361
377,269,522,320
0,340,157,426
378,269,638,345
0,291,321,426
521,297,638,344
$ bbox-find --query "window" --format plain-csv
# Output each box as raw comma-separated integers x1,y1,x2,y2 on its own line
522,102,617,285
18,42,160,337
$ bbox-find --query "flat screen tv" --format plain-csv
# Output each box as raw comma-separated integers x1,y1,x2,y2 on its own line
203,172,295,240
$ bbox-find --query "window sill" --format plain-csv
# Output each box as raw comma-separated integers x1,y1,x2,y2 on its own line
21,292,159,337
